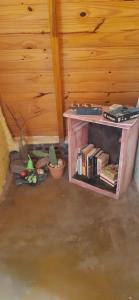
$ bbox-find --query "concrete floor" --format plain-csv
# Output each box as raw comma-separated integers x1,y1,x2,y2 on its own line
0,174,139,300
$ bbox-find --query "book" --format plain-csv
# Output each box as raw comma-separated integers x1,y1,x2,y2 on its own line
76,144,87,175
92,148,101,177
97,152,109,175
86,147,97,178
100,176,117,187
100,164,118,181
81,144,94,176
94,150,103,176
100,173,117,185
78,154,82,175
76,153,82,175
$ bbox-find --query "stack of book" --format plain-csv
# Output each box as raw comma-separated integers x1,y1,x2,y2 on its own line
76,144,109,179
100,164,119,187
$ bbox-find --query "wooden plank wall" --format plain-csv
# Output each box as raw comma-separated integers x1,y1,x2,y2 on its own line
60,0,139,109
0,0,58,137
0,0,139,137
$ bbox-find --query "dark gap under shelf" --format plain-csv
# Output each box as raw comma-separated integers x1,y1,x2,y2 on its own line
73,173,117,194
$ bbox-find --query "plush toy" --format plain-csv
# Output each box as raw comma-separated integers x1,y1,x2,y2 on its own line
25,172,38,185
19,170,27,178
26,155,34,171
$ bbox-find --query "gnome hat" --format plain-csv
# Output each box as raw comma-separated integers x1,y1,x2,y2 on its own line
26,155,34,170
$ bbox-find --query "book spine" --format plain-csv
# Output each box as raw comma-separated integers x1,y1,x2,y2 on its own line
98,158,109,175
100,175,117,185
100,176,117,187
76,157,78,173
92,149,101,177
76,155,80,175
100,170,118,181
86,155,89,177
82,154,86,176
97,159,101,175
79,155,82,175
94,157,97,176
76,150,82,175
92,155,96,177
87,156,93,179
81,145,94,176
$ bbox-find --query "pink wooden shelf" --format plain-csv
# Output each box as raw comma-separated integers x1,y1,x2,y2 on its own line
64,109,139,199
63,109,139,130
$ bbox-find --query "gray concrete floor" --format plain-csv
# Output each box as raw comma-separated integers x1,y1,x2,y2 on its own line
0,174,139,300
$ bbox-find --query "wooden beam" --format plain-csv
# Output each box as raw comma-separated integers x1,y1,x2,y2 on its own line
48,0,65,140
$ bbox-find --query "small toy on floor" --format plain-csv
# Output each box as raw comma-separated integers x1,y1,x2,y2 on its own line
15,155,47,186
15,172,47,186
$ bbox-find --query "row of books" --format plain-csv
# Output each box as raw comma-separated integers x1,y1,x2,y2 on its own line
76,144,109,179
76,144,119,187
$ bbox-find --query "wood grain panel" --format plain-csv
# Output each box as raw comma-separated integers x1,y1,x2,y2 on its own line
0,0,139,138
0,49,52,72
59,0,139,19
0,1,49,33
0,30,59,136
58,1,139,33
63,47,139,71
60,17,139,34
62,31,139,48
61,1,139,113
64,92,138,108
64,71,139,92
1,0,138,34
0,33,51,50
1,93,58,136
0,72,54,94
0,0,47,4
64,47,139,60
64,58,139,72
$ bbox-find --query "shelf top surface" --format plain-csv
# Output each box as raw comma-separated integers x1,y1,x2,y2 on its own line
63,109,139,129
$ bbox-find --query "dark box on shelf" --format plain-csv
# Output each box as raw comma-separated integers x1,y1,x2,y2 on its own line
76,107,102,115
103,107,139,123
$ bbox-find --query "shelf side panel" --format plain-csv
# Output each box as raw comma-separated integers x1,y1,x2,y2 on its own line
117,120,139,197
67,119,88,179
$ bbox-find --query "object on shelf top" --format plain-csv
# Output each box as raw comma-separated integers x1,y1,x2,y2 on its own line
108,104,124,111
103,106,139,123
70,103,102,115
70,103,102,109
69,103,139,122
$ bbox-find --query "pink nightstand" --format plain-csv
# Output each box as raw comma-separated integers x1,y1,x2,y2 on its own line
64,108,139,199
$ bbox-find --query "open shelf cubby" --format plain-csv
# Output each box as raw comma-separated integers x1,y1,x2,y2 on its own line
64,109,139,199
73,174,117,193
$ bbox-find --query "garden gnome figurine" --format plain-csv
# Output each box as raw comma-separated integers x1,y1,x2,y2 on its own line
26,155,34,171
